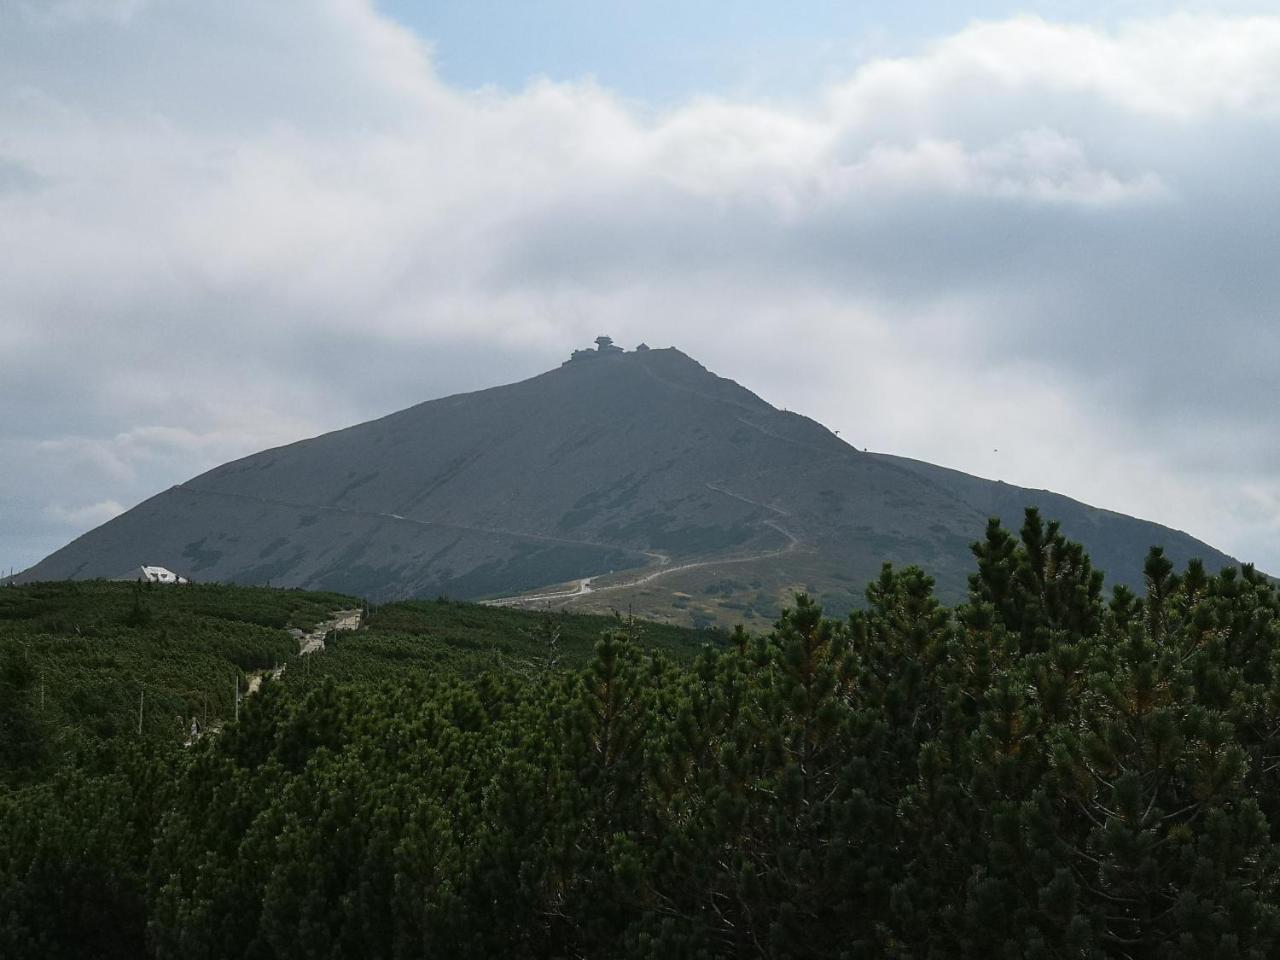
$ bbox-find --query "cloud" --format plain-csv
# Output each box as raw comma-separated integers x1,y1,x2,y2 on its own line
1,2,1279,574
827,15,1280,123
19,0,150,28
44,500,126,527
35,422,315,483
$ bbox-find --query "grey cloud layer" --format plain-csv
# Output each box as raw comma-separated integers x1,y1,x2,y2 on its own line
1,2,1277,574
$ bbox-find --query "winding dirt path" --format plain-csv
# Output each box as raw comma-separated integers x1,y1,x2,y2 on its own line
485,577,596,607
245,608,363,694
482,482,801,609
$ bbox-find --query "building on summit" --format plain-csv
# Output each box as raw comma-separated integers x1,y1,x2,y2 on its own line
567,335,628,363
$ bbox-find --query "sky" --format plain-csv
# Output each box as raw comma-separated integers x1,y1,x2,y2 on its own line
1,0,1278,577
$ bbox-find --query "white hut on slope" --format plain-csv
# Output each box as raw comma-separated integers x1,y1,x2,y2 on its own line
136,565,188,585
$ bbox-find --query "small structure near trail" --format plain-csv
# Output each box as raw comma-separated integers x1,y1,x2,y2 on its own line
136,565,189,585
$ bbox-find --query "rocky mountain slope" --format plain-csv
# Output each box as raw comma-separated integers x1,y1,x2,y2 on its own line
20,342,1240,624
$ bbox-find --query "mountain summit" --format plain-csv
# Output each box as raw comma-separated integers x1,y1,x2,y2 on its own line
21,342,1237,623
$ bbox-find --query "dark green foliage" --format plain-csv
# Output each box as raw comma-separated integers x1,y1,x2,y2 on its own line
283,598,720,686
0,743,170,959
0,581,344,766
360,597,719,664
0,645,51,784
3,512,1280,958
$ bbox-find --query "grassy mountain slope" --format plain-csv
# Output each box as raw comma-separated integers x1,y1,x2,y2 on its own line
20,346,1240,622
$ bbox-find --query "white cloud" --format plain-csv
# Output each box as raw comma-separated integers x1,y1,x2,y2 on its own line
826,129,1167,205
44,500,126,527
35,420,321,484
2,2,1279,573
828,15,1280,124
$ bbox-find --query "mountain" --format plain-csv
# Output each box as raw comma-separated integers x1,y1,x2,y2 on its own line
20,342,1241,625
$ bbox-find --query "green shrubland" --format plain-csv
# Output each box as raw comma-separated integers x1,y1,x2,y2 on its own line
4,510,1280,958
0,581,355,784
